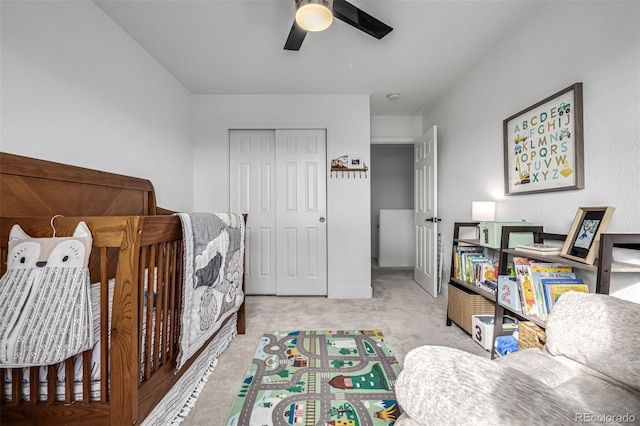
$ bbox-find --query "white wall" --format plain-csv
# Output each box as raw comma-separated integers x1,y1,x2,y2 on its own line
423,2,640,300
0,1,193,211
192,94,372,298
371,115,422,143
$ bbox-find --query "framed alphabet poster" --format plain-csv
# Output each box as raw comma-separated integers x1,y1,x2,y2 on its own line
503,83,584,195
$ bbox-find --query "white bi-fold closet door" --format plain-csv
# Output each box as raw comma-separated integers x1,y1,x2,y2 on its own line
229,129,327,296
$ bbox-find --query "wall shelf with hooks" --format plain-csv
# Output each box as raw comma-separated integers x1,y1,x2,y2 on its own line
330,154,368,178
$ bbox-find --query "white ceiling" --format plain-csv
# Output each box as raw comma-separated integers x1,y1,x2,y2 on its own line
94,0,538,116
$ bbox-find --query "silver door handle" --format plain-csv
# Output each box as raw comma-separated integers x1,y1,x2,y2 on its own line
319,217,325,223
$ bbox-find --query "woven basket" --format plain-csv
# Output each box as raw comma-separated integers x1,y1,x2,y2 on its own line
518,321,546,350
447,284,495,334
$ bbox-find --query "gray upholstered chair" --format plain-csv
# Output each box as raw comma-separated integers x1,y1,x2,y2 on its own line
395,291,640,425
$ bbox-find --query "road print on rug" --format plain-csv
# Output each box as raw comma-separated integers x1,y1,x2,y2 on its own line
225,330,401,425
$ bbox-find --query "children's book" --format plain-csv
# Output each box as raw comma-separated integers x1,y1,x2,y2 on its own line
471,258,491,284
478,262,497,284
463,253,486,282
454,246,483,280
530,263,572,273
542,279,588,312
513,257,536,317
453,246,484,280
531,272,576,320
515,243,562,255
529,264,575,320
478,279,498,296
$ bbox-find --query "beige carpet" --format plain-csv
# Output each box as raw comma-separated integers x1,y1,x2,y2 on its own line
180,265,489,425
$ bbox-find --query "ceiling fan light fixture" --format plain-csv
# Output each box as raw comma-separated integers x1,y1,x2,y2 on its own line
296,0,333,32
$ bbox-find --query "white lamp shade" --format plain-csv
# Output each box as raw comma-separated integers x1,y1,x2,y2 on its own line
472,201,496,222
296,0,333,32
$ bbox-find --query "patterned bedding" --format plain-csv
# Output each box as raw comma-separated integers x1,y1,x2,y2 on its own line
175,212,245,371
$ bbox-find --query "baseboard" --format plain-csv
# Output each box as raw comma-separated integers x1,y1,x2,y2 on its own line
328,285,373,299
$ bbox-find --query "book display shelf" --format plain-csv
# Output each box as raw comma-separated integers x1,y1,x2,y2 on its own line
447,222,543,337
447,222,640,359
446,222,502,335
491,226,640,358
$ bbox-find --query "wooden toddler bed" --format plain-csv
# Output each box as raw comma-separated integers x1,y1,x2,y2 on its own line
0,152,246,425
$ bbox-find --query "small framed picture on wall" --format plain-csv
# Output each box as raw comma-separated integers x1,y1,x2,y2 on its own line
348,156,363,169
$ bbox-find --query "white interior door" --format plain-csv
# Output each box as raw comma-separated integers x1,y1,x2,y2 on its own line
230,130,277,294
275,129,327,295
414,125,438,296
229,129,327,296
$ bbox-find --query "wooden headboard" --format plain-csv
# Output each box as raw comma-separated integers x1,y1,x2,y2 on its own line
0,152,159,217
0,152,172,280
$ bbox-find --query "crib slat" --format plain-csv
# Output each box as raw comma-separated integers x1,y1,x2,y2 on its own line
138,246,146,383
83,350,92,403
172,240,184,344
162,242,171,363
145,245,155,379
29,367,38,403
154,243,164,367
100,247,109,405
0,369,4,403
64,358,74,403
11,369,19,405
46,365,56,404
168,241,182,359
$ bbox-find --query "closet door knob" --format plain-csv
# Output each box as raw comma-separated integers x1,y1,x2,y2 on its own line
319,217,325,223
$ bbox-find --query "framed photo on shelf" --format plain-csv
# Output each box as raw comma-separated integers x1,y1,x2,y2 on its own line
561,206,615,265
503,82,584,196
348,156,363,169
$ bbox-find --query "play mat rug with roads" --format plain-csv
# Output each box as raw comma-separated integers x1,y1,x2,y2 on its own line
224,329,401,425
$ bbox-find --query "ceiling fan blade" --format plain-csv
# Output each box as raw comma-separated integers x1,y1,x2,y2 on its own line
333,0,393,39
284,21,307,51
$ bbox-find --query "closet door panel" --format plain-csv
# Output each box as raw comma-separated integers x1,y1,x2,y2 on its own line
276,129,327,296
230,129,277,295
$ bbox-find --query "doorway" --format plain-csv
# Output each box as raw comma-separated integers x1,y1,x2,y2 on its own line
229,129,328,296
370,144,415,266
370,125,439,297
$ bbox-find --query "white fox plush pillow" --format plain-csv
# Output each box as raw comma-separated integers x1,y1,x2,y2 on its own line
0,222,93,367
7,222,92,270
